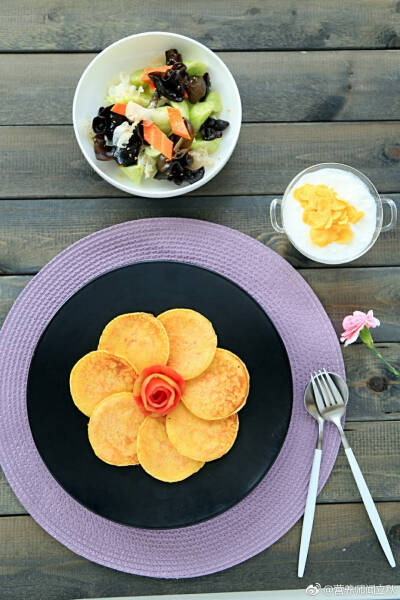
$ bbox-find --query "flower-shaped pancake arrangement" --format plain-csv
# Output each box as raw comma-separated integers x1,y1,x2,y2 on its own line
70,309,250,482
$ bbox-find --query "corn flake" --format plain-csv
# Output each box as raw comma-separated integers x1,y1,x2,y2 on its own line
293,184,364,247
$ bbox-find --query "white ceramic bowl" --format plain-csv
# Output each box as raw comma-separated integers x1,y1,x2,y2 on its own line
73,32,242,198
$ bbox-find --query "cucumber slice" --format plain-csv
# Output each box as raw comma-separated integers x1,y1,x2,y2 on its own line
207,91,223,113
189,91,223,131
144,146,161,158
185,61,207,76
152,107,172,134
168,99,191,120
130,69,145,87
119,164,144,184
190,138,221,154
105,91,152,108
135,90,153,107
189,103,212,132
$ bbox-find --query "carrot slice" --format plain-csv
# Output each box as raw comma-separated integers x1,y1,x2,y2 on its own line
141,65,173,83
142,120,173,160
167,107,191,139
111,103,127,116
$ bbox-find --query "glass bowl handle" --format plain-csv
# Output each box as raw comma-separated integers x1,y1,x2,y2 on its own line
381,198,397,232
270,198,285,233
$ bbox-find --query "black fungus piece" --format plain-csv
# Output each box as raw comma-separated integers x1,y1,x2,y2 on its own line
95,105,128,139
199,73,211,102
165,48,183,65
93,134,114,161
187,76,207,104
156,152,204,186
92,115,107,134
92,108,144,165
135,120,145,144
157,151,193,174
171,118,195,159
149,63,189,102
187,73,211,104
183,165,205,184
113,128,143,166
200,116,229,141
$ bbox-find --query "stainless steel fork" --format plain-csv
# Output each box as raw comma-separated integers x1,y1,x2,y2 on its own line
312,369,395,567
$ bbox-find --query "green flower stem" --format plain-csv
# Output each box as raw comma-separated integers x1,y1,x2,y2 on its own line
370,346,400,378
359,326,400,378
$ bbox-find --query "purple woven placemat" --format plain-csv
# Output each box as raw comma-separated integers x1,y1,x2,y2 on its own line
0,218,344,578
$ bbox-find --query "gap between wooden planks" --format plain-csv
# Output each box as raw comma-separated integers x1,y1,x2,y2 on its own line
2,51,400,125
1,415,400,517
0,504,399,600
1,0,400,51
0,197,398,272
2,123,400,198
1,268,399,341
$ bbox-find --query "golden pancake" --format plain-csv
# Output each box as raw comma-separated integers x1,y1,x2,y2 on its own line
166,402,239,461
137,416,204,482
88,392,145,466
157,308,217,380
98,312,169,372
70,350,137,417
182,348,249,420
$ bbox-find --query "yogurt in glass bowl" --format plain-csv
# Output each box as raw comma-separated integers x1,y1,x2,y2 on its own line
270,163,397,264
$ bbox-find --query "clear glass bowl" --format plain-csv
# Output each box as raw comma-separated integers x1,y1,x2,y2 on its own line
270,163,397,265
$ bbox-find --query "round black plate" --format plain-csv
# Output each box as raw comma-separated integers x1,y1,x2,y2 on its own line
27,261,292,529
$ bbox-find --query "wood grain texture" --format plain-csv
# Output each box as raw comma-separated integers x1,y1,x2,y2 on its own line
2,416,399,515
1,0,399,593
3,50,400,125
1,505,399,599
0,277,31,327
301,267,400,342
1,269,399,340
343,343,400,421
0,197,399,275
2,1,400,51
0,474,24,516
3,122,400,198
319,421,400,502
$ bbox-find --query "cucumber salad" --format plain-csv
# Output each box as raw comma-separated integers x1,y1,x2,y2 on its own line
91,48,229,186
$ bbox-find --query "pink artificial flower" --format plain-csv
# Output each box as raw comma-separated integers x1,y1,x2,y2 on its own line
340,310,380,346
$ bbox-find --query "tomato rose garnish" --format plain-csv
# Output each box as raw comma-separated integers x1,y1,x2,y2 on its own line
133,365,185,417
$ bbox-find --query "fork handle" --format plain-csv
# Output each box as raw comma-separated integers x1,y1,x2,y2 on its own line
298,448,322,577
345,447,396,567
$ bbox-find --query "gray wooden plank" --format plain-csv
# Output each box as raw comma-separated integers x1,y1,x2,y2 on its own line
2,415,400,515
319,421,400,503
301,267,400,342
3,122,400,198
343,343,400,421
0,472,24,516
1,269,399,341
1,197,399,275
3,50,400,125
0,276,31,327
1,504,399,598
2,1,400,51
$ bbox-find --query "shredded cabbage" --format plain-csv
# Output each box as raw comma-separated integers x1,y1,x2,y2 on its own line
107,72,148,104
125,101,154,126
112,121,136,148
137,148,158,179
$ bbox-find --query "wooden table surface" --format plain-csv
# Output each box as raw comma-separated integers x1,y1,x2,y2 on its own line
1,2,400,598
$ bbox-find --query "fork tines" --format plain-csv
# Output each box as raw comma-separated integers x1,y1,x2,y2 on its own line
312,370,345,410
